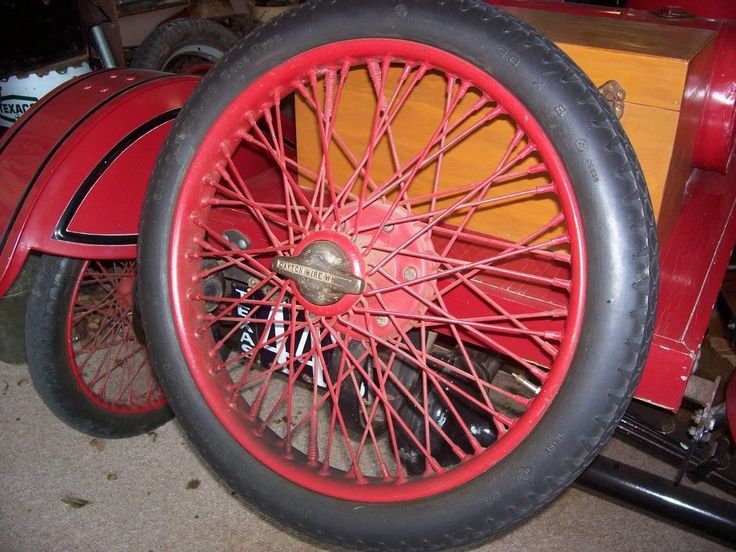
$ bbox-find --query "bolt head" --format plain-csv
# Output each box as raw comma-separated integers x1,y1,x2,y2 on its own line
376,315,389,327
403,266,417,281
223,230,250,250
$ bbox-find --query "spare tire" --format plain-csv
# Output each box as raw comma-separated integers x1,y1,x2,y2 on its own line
131,18,238,74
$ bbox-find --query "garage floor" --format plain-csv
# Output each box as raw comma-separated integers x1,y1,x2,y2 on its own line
0,358,730,552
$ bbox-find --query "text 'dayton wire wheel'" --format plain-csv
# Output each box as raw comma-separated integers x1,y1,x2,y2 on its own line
26,256,171,438
139,1,657,549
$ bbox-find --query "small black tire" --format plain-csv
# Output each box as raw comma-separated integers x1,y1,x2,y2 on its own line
131,18,238,73
25,255,172,438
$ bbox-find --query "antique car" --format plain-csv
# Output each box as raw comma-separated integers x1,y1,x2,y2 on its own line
1,0,735,549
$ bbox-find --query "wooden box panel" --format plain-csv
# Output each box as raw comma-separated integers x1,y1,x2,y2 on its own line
507,8,716,238
295,8,715,240
296,67,559,242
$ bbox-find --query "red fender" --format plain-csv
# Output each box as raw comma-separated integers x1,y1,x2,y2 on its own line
0,69,199,297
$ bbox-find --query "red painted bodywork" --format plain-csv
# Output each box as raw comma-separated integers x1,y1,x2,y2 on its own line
693,23,736,173
0,1,733,421
638,155,736,408
0,69,199,298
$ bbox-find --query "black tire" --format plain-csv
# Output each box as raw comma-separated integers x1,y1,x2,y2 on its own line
25,255,172,438
131,18,238,73
139,0,658,549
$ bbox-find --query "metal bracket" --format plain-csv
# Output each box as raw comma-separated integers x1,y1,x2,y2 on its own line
598,80,626,120
677,374,721,483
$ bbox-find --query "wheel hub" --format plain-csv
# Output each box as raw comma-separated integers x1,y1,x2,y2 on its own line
277,230,366,317
267,203,439,337
349,203,439,338
272,240,365,306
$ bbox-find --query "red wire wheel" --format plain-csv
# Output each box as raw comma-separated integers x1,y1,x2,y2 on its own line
67,260,166,415
139,1,657,548
171,40,585,500
25,256,172,438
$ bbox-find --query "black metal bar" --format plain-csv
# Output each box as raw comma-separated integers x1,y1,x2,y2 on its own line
618,410,736,493
576,455,736,545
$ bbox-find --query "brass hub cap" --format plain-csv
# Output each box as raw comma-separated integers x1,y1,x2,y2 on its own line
272,240,365,306
270,230,366,317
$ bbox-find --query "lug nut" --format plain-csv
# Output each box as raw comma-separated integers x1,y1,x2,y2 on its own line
376,315,389,327
223,229,250,250
403,266,417,281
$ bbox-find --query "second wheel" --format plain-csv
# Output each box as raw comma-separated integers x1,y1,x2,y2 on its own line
26,255,171,438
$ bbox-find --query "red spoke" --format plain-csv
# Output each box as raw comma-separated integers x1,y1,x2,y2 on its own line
193,230,275,280
360,79,472,251
354,183,554,236
372,267,551,380
367,168,549,276
331,62,430,216
241,115,323,223
327,325,446,476
69,260,163,413
220,154,296,246
338,99,501,226
366,234,570,297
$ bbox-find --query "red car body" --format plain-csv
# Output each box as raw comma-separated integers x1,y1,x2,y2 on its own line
0,0,735,429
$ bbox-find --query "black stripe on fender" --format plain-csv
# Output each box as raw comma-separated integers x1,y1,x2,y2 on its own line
0,74,172,251
54,108,181,246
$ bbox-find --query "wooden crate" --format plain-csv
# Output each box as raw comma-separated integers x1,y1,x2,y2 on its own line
295,8,715,241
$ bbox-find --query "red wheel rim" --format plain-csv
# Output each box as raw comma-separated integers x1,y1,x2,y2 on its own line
169,40,586,502
67,260,166,415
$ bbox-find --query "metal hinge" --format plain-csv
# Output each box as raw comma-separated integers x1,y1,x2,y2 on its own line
598,80,626,120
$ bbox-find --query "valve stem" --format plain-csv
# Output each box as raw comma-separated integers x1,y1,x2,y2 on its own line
512,372,541,395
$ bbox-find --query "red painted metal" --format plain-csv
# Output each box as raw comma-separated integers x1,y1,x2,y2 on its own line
0,70,199,298
635,153,736,409
0,70,100,155
66,123,174,236
167,39,586,502
692,22,736,173
0,70,150,242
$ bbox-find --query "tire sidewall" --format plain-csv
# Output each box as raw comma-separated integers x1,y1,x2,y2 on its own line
25,255,172,438
131,18,239,72
139,0,656,547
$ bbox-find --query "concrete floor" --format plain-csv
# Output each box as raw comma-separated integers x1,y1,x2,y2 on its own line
0,359,730,552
